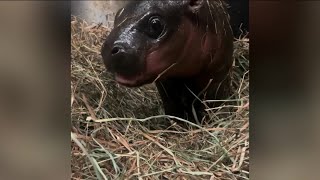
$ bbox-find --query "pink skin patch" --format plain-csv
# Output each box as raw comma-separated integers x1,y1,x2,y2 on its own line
114,73,141,86
114,72,152,87
144,18,218,79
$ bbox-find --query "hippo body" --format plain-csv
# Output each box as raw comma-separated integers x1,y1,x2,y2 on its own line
101,0,244,123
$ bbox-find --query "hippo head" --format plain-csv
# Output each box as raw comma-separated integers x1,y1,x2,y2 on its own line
101,0,223,87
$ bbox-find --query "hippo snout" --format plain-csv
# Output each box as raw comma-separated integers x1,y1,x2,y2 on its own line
101,41,143,77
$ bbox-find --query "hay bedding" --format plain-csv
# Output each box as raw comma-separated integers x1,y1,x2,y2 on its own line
71,15,249,180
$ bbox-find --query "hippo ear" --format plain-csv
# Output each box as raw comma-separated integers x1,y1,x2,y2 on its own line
188,0,204,12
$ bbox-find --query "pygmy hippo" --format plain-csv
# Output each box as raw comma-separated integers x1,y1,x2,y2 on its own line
101,0,247,123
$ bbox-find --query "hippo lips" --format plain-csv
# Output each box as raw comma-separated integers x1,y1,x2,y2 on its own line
114,72,155,87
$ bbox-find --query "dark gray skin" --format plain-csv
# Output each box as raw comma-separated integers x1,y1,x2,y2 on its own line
101,0,234,123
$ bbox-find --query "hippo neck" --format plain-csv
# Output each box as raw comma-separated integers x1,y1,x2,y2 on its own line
193,35,233,93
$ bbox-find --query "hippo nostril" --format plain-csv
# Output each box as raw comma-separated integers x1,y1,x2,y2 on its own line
111,45,123,55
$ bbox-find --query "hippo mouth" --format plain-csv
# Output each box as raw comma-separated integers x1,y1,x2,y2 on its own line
114,72,155,87
113,54,174,87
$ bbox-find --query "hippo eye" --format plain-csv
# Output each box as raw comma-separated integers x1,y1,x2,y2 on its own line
148,16,165,39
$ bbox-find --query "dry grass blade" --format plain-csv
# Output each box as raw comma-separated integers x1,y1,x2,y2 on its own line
71,132,108,180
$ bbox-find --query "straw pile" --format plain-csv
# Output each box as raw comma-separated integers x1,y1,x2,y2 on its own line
71,15,249,180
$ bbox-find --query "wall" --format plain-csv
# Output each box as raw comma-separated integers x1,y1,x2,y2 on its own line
71,1,128,28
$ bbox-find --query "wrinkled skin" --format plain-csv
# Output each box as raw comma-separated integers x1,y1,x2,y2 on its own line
101,0,235,123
